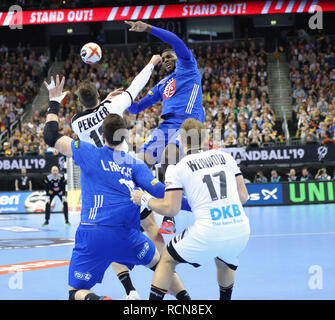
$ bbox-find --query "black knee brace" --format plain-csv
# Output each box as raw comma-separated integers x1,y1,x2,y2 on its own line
43,121,64,147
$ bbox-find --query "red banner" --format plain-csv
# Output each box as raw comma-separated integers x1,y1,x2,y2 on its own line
0,1,334,26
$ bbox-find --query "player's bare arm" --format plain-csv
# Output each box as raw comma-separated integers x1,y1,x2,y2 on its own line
236,175,249,204
43,75,73,157
131,189,182,217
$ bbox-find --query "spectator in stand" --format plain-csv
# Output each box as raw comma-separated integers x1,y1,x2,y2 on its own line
288,169,297,182
1,142,12,156
253,171,268,183
315,168,331,181
270,170,281,182
15,168,32,191
300,167,313,181
293,84,306,101
321,131,334,145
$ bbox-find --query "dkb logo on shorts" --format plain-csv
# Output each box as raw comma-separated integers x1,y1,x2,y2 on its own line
137,242,150,260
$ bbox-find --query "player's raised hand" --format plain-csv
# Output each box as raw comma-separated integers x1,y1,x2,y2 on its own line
44,75,68,103
125,20,152,33
130,190,145,206
149,55,162,67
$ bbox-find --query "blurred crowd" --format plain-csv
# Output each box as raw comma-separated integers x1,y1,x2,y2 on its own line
0,44,49,156
0,37,334,183
28,40,279,154
287,34,335,145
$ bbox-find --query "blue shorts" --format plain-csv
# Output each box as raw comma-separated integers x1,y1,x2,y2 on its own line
140,119,183,165
68,224,155,290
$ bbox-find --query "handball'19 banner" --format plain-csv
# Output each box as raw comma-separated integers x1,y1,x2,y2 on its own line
1,0,334,26
0,155,65,173
224,144,335,165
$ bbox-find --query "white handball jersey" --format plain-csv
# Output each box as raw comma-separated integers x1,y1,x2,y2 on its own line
71,97,129,149
71,63,155,149
165,149,250,239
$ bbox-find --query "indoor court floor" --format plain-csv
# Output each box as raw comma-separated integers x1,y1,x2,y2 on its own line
0,204,334,300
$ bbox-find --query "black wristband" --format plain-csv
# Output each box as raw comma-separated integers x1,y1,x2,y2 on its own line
47,100,60,115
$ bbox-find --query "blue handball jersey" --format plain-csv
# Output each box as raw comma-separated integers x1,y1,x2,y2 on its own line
71,140,165,229
148,54,204,122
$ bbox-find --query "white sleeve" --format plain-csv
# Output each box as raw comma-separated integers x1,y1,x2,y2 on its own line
164,165,183,191
106,63,155,115
224,152,242,176
126,63,155,100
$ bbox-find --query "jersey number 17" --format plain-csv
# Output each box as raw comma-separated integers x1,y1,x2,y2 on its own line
202,171,227,201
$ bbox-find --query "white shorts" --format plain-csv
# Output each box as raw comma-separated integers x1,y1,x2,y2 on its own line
167,222,250,269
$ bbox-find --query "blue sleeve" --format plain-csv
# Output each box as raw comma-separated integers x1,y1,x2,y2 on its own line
71,140,96,169
133,160,165,198
150,26,191,61
128,85,161,114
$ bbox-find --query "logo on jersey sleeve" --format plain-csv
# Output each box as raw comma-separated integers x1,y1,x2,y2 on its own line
74,140,80,149
163,78,176,100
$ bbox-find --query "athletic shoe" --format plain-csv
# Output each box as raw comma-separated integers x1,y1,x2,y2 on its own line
42,221,49,227
124,290,141,300
159,220,176,234
65,222,71,226
99,296,112,300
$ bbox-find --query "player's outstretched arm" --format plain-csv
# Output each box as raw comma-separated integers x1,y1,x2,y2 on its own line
125,20,191,60
109,55,162,115
43,75,73,157
131,189,182,217
132,160,191,212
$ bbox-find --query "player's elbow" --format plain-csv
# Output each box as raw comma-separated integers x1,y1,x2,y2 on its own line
239,190,249,204
162,202,180,217
43,121,63,147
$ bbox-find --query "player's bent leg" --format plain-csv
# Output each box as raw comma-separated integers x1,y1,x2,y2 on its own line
160,143,181,175
214,257,236,300
158,143,180,235
42,196,52,226
149,247,180,300
111,262,139,300
68,286,112,300
145,247,160,269
141,211,165,254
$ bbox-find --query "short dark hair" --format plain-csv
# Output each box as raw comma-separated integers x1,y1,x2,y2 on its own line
77,81,98,109
161,47,175,55
180,118,206,149
102,114,127,146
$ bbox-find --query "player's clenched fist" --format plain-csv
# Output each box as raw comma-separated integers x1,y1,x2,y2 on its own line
130,190,145,206
149,55,162,67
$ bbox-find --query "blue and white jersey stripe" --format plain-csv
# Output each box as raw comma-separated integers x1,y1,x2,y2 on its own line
88,195,104,220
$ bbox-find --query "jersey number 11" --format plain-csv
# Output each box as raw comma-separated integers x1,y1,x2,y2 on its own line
89,126,104,148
